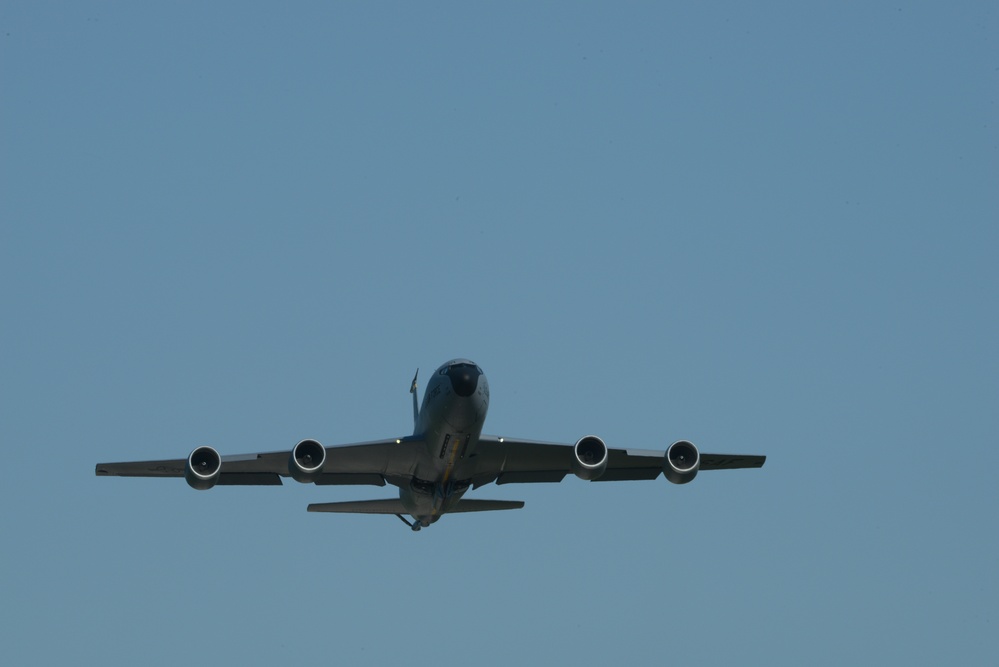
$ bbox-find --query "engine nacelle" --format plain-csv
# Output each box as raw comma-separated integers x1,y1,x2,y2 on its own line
571,435,609,481
289,439,326,484
663,440,699,485
185,445,222,490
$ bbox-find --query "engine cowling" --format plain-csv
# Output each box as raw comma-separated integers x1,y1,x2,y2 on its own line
185,445,222,490
289,439,326,484
663,440,699,484
571,435,608,480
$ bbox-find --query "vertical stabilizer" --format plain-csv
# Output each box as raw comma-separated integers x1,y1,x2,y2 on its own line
410,369,419,428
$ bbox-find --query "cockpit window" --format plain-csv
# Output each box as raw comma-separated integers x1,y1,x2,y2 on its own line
447,362,476,371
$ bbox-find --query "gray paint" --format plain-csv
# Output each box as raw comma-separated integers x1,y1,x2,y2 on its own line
96,359,765,530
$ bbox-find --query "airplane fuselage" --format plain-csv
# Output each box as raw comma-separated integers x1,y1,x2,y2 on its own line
401,359,490,526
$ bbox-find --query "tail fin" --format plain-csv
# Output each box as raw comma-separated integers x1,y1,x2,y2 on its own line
410,368,419,429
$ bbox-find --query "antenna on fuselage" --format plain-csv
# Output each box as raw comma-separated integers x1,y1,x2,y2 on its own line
410,368,419,428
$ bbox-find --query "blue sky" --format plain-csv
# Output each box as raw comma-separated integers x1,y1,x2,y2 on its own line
2,2,996,664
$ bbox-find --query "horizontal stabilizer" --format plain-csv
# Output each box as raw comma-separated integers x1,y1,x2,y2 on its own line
308,499,407,514
450,499,524,513
307,498,525,514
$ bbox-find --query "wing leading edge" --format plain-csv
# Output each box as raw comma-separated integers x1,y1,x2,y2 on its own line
94,437,426,487
96,435,765,491
467,435,765,487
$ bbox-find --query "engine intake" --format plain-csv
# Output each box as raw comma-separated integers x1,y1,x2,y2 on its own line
185,446,222,490
289,439,326,484
571,435,608,481
663,440,699,484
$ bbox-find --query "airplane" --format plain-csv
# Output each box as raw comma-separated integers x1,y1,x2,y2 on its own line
96,358,766,531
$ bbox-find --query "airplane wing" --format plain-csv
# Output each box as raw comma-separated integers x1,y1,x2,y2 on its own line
467,435,765,488
94,437,426,487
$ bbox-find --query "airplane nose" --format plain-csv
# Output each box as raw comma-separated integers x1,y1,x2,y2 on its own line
447,364,480,397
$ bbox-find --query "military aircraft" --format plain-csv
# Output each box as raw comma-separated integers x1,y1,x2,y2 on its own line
96,359,766,531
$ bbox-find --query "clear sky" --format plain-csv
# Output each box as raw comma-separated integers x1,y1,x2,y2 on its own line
2,2,996,664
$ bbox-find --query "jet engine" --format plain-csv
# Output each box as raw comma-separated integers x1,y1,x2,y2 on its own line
289,439,326,484
185,446,222,490
663,440,699,484
571,435,608,481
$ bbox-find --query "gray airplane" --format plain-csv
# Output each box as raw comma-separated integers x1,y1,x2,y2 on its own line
96,359,766,531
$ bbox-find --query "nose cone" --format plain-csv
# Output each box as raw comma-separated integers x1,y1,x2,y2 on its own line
447,363,481,397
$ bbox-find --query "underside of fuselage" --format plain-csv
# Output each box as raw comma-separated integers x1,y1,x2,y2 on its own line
307,360,509,531
399,359,491,528
398,479,470,528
